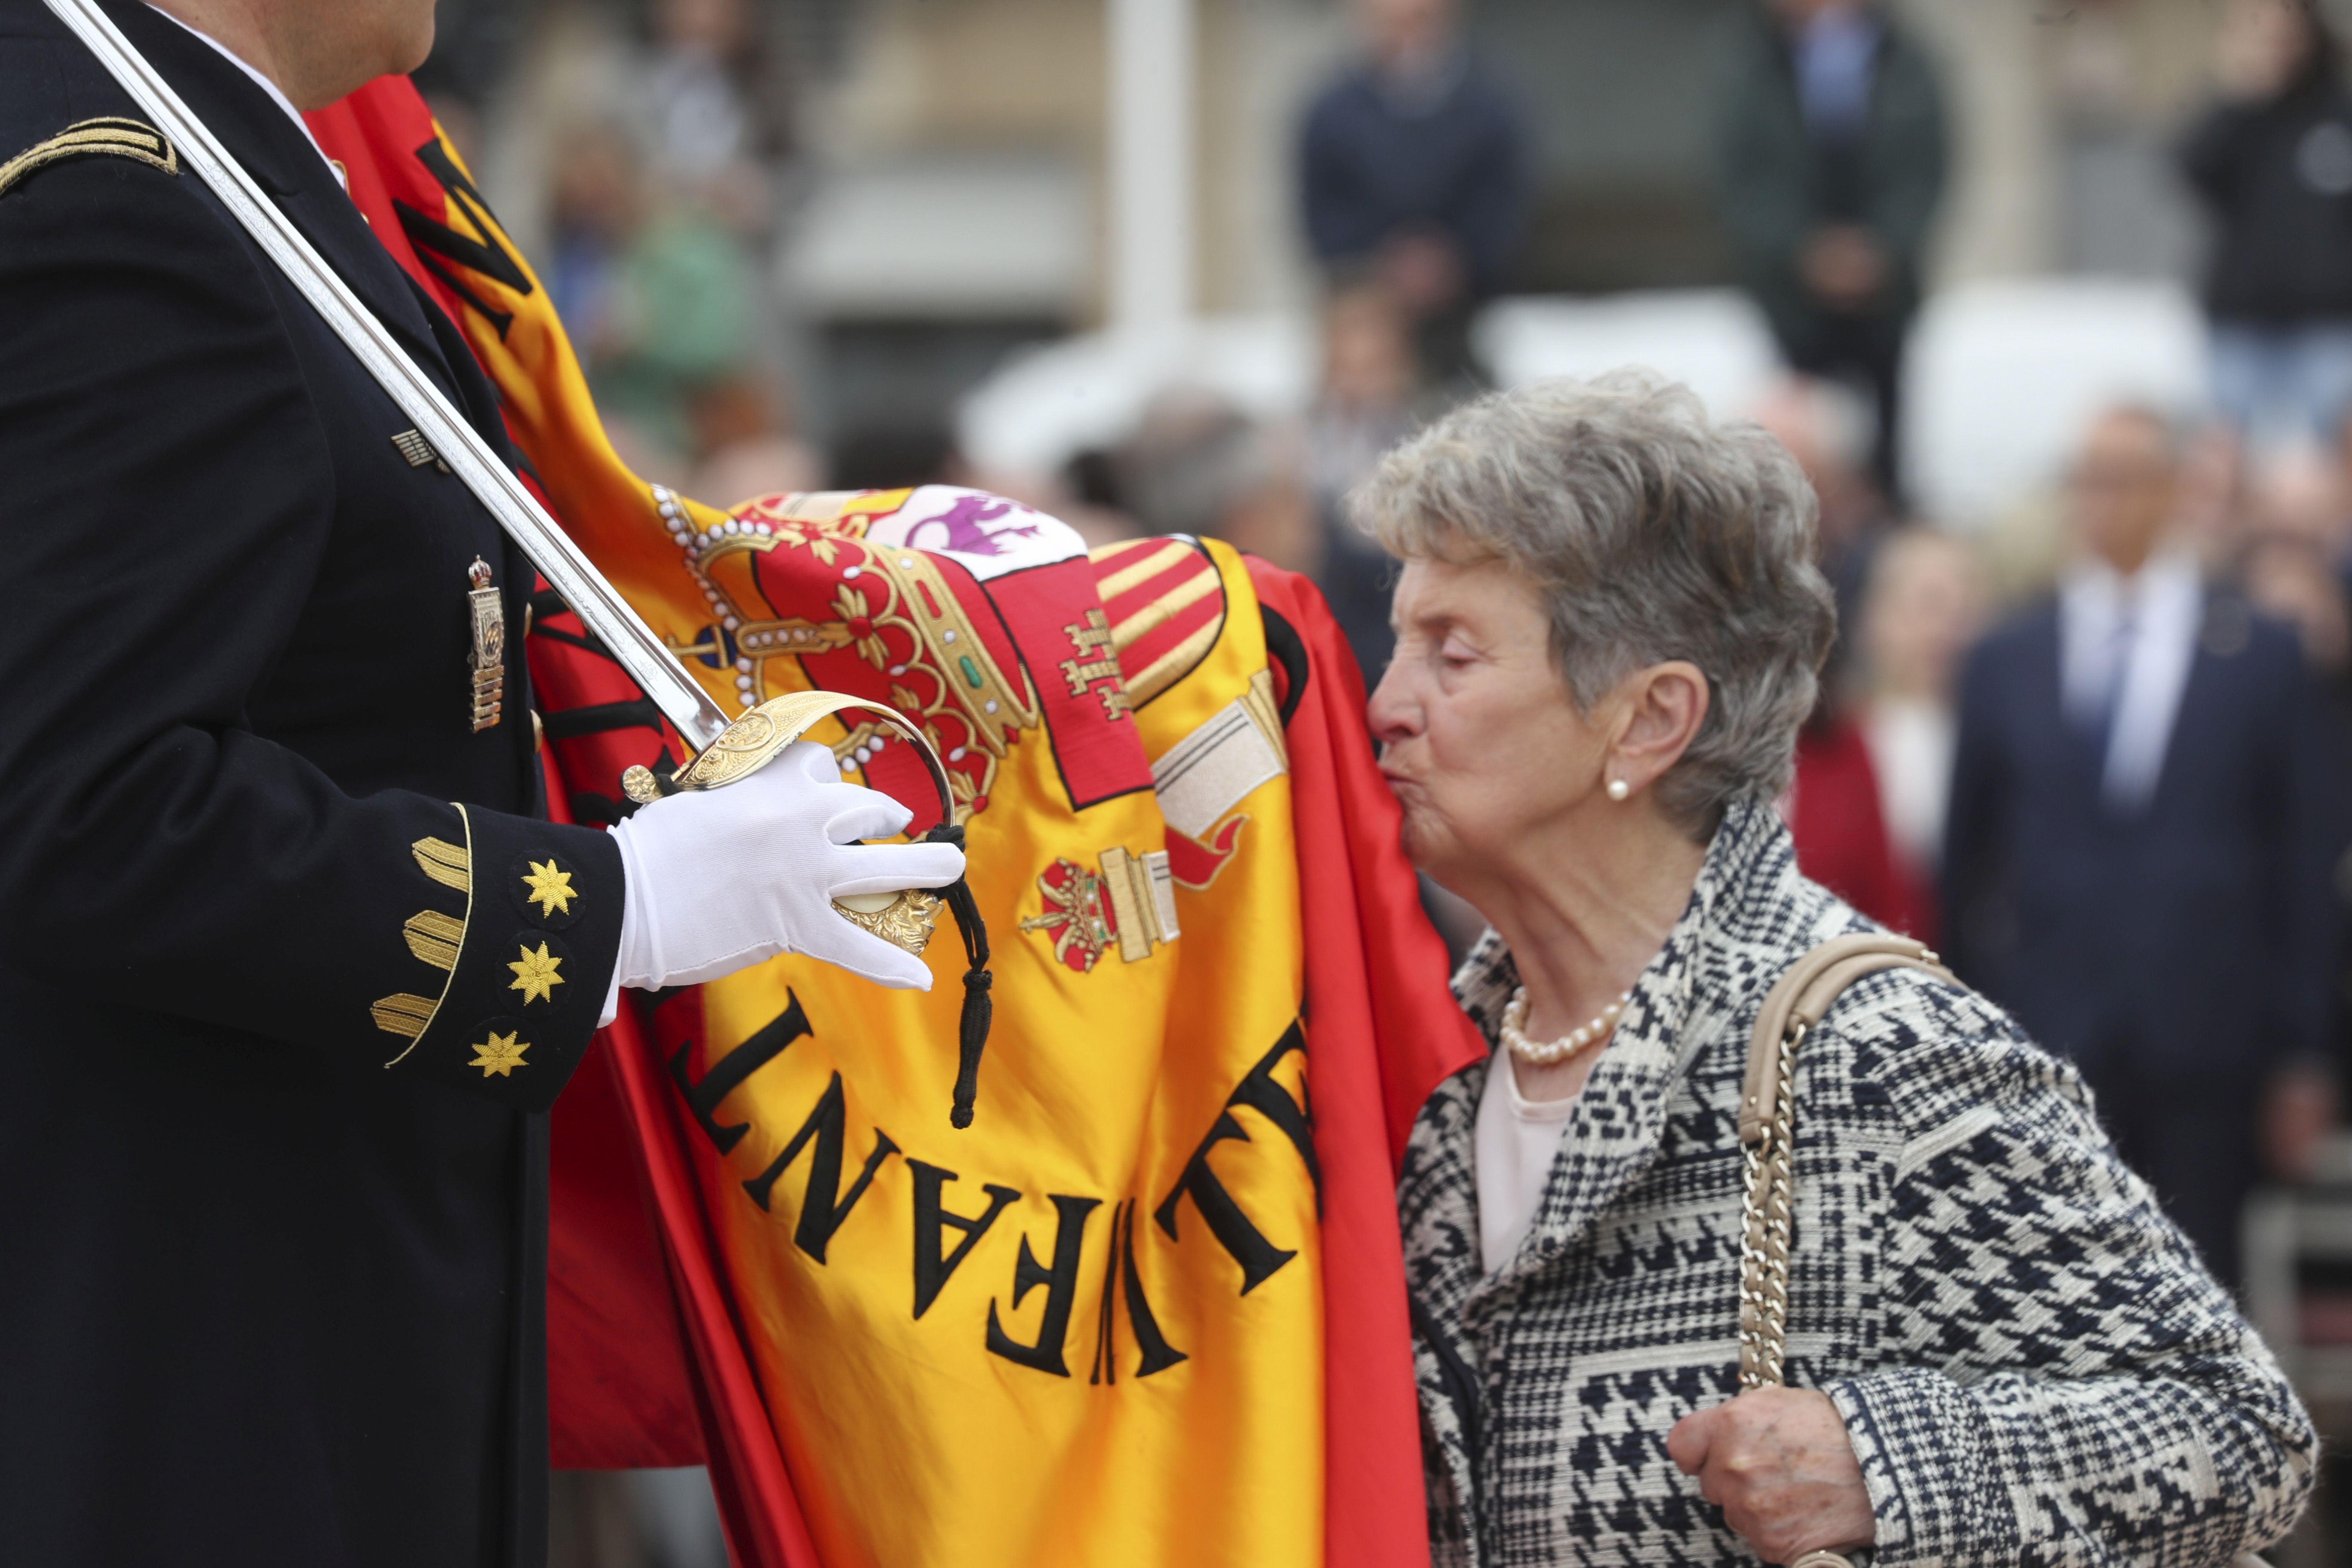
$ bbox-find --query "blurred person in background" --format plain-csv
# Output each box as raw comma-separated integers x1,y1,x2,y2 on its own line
831,424,959,494
634,0,798,237
1300,287,1490,962
1853,526,1990,946
1310,282,1426,684
1115,388,1319,574
1714,0,1948,501
1047,445,1151,550
1308,282,1424,517
1298,0,1525,388
1784,695,1912,938
1944,404,2340,1284
2180,0,2352,453
543,124,776,487
685,374,821,506
407,0,515,163
1762,373,1919,937
2244,437,2352,559
1750,374,1890,682
548,122,642,372
2239,450,2352,1181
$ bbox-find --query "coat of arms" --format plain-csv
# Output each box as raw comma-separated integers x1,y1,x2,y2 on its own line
1020,849,1179,973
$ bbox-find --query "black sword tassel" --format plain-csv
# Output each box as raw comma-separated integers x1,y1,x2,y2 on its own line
922,821,992,1129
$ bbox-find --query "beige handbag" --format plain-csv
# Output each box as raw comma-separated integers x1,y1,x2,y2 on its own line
1737,934,2271,1568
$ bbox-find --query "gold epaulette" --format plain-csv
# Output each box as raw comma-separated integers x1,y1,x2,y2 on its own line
0,116,177,199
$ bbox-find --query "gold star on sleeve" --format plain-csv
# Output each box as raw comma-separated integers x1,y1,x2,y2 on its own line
507,942,565,1004
521,859,576,917
469,1030,530,1077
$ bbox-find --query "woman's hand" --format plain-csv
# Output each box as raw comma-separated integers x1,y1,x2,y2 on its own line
1666,1388,1875,1565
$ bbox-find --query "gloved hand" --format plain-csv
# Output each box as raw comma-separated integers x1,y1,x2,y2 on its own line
600,740,966,1022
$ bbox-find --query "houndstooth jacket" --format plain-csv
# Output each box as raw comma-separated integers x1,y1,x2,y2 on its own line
1403,799,2316,1568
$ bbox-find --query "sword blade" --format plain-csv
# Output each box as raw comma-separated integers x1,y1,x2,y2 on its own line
46,0,733,753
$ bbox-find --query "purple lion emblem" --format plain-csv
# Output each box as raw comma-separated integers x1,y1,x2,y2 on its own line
907,491,1045,557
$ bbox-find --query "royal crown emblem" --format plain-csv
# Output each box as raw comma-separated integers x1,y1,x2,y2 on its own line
1020,848,1178,972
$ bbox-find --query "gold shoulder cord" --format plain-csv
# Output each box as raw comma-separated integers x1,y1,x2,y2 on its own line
0,116,176,198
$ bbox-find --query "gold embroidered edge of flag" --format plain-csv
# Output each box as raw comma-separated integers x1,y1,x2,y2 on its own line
411,835,469,891
403,910,464,971
377,805,475,1064
0,118,177,199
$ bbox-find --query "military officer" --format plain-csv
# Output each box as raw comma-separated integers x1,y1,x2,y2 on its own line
0,0,960,1561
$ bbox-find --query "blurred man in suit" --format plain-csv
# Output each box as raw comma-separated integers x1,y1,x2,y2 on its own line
1944,405,2339,1287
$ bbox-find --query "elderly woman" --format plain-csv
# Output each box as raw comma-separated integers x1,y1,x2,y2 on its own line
1363,373,2314,1567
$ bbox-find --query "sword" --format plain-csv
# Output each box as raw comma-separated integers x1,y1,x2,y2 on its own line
43,0,995,1128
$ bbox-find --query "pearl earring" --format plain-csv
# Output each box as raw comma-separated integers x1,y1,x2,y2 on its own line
1606,778,1631,802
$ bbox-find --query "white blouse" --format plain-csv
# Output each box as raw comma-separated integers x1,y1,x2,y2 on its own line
1473,1051,1579,1274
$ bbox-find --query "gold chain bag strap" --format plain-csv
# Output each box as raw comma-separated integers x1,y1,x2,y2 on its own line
1736,933,1951,1568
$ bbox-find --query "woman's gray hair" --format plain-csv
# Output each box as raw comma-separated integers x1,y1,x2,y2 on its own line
1353,370,1836,839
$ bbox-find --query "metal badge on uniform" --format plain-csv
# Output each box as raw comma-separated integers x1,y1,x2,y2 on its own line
392,428,450,472
467,557,504,732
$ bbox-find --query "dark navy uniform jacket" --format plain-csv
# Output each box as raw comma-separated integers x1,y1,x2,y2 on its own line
0,0,625,1561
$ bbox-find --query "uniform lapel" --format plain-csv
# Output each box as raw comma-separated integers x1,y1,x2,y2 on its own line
104,0,460,390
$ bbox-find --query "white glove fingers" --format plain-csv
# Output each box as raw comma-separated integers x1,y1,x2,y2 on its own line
655,938,791,992
829,842,968,898
797,919,939,991
784,738,846,786
825,785,916,847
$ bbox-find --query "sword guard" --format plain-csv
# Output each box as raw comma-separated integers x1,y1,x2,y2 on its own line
619,692,959,958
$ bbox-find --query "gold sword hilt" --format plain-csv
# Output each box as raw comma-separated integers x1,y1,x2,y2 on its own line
619,691,955,956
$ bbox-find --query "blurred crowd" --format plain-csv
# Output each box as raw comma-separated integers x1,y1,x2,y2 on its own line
529,0,821,501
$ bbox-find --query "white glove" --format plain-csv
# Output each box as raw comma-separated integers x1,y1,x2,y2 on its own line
600,740,966,1021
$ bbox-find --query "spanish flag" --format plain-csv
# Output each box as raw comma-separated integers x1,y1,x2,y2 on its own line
309,77,1482,1568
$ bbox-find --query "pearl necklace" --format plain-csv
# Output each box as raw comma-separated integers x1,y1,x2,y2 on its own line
1500,985,1632,1066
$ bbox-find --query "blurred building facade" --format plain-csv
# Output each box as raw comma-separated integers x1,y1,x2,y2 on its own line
444,0,2305,468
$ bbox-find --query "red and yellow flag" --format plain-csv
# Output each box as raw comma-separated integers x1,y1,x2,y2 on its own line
310,78,1482,1568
